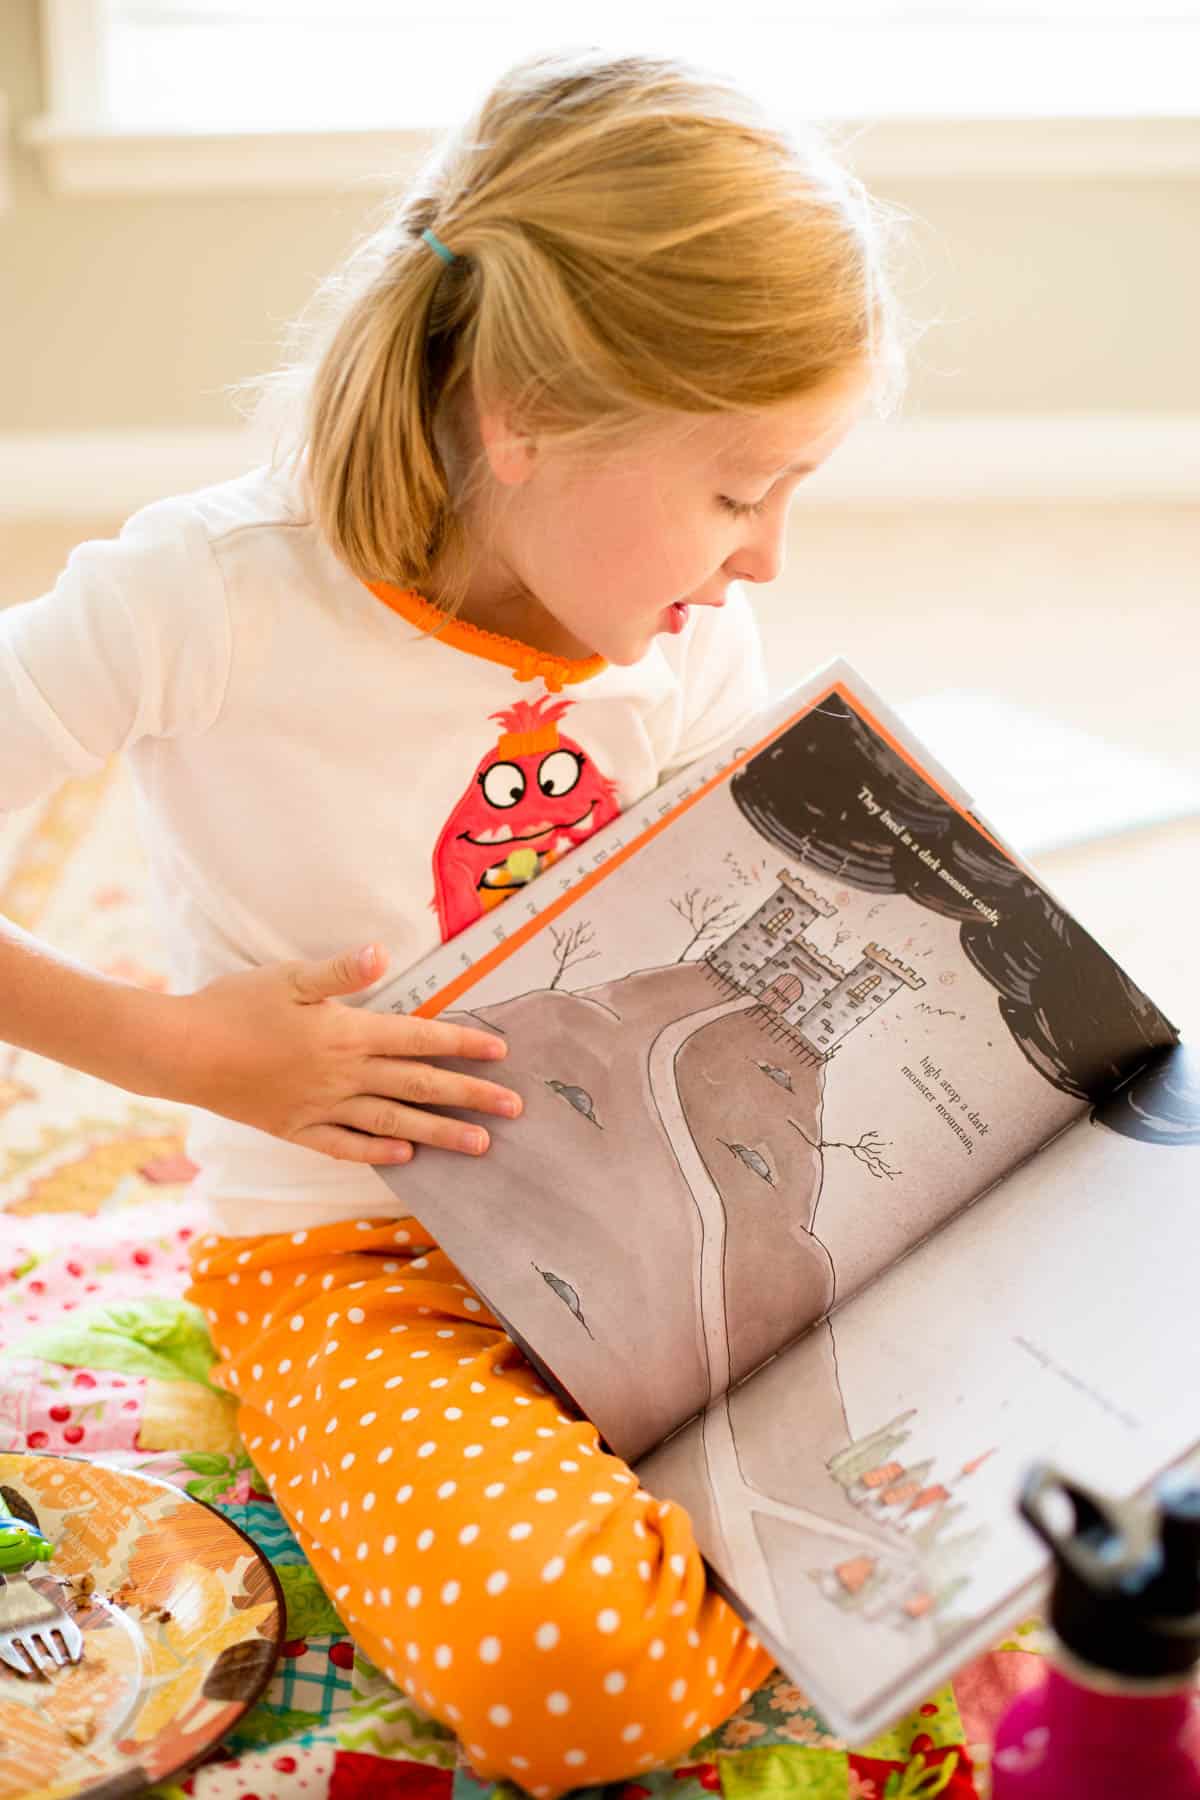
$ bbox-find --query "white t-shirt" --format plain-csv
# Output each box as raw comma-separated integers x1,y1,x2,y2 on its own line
0,459,768,1235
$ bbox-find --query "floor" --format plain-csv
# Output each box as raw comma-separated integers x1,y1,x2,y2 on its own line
4,501,1198,1028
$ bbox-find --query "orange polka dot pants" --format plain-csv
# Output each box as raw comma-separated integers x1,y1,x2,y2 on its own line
184,1213,776,1798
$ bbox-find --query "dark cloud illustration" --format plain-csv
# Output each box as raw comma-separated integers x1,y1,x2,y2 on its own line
730,693,1194,1145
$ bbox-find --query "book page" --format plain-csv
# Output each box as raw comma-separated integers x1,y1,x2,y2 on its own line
634,1044,1200,1740
364,664,1175,1463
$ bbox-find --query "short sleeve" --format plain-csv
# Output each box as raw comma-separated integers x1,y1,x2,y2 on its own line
0,497,231,812
659,582,770,783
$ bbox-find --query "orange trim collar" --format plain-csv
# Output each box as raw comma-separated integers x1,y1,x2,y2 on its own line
363,580,607,695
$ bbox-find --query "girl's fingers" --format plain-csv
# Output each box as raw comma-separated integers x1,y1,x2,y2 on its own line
364,1012,508,1064
361,1056,523,1119
331,1096,493,1156
294,1124,414,1165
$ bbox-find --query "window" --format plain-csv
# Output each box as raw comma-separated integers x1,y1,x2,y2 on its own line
43,2,1200,133
764,906,795,938
849,973,882,1004
27,2,1200,192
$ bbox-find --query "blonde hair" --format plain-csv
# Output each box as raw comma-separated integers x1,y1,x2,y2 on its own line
230,46,918,620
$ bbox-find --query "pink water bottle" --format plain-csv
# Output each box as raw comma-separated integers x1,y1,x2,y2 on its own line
993,1462,1200,1798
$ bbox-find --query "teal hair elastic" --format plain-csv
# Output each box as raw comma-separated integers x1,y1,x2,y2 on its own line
422,227,457,265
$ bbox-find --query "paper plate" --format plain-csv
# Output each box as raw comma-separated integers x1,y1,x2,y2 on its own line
0,1450,286,1800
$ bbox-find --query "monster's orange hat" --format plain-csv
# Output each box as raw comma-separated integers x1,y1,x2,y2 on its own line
489,695,573,760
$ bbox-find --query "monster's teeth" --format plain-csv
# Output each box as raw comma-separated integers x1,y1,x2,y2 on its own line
475,824,514,843
574,807,595,834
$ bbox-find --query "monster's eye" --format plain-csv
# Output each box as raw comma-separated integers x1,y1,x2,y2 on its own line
537,749,583,797
479,761,526,808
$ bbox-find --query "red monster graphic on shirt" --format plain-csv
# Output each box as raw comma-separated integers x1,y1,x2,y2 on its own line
432,692,621,942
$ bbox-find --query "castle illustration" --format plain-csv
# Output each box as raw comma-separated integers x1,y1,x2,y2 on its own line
706,868,924,1056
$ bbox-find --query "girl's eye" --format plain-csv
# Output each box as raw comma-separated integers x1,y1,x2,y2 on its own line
718,494,769,519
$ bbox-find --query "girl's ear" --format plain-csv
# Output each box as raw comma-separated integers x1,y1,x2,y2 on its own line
473,376,539,488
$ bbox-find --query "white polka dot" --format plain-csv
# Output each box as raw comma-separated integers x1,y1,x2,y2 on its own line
429,1376,448,1389
560,1459,579,1472
347,1306,364,1323
534,1622,559,1650
478,1636,502,1663
596,1608,620,1634
591,1491,613,1505
441,1580,461,1603
362,1491,376,1511
488,1704,511,1728
417,1441,437,1458
443,1407,462,1420
291,1230,308,1244
592,1554,613,1575
534,1488,558,1504
366,1347,382,1360
464,1297,482,1312
508,1521,532,1541
340,1452,356,1470
512,1450,533,1464
383,1533,398,1552
289,1314,304,1331
236,1250,252,1264
385,1375,404,1389
669,1553,687,1576
338,1376,358,1390
417,1529,435,1550
458,1523,479,1545
485,1571,508,1595
564,1750,587,1767
542,1556,565,1582
400,1407,420,1422
436,1480,457,1500
396,1486,413,1504
277,1357,292,1374
484,1482,506,1499
251,1363,263,1381
470,1381,487,1394
621,1723,644,1743
356,1542,369,1561
406,1585,422,1607
434,1644,453,1668
546,1691,570,1714
669,1677,687,1702
377,1446,394,1464
358,1408,375,1426
490,1415,510,1429
324,1417,339,1435
604,1669,626,1693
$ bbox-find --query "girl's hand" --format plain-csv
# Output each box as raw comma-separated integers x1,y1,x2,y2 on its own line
168,942,521,1165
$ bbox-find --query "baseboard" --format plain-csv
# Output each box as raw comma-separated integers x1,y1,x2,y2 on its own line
0,416,1196,518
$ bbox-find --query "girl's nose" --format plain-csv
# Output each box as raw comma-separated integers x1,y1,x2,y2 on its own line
728,515,788,586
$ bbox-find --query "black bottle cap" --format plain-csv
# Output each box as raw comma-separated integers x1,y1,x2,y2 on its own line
1019,1462,1200,1680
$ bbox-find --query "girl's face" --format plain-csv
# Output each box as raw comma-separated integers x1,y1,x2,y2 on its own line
434,362,874,666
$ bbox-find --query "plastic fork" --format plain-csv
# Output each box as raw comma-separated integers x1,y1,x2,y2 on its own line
0,1567,85,1677
0,1491,84,1678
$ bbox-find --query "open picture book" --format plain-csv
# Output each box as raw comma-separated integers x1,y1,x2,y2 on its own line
358,658,1200,1741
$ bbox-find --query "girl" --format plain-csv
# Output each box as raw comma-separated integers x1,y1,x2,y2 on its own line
0,46,911,1794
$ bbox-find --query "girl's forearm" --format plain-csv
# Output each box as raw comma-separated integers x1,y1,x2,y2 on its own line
0,914,186,1101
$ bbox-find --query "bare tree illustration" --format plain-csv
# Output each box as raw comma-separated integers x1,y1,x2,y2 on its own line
548,921,600,991
671,889,742,962
788,1119,901,1181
